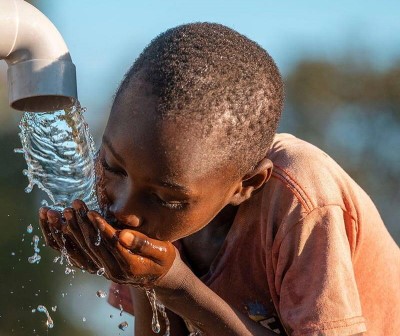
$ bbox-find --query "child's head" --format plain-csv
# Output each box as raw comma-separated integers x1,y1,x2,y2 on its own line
99,23,284,241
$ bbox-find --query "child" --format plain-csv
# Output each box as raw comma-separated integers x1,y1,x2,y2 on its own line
39,23,400,335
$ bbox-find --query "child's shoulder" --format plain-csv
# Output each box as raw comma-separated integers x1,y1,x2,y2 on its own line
266,133,366,216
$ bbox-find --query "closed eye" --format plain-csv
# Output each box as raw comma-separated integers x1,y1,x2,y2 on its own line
101,158,127,177
152,194,188,211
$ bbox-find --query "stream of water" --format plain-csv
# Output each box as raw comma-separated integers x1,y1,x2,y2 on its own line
16,104,98,211
17,104,169,333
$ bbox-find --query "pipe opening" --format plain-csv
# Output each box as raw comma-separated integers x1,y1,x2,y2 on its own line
11,95,76,112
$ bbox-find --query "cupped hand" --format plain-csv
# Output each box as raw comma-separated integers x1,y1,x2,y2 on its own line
39,200,177,287
39,203,101,274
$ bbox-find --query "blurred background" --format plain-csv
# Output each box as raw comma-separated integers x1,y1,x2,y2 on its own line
1,0,399,335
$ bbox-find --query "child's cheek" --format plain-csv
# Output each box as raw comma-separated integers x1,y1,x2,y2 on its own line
94,158,111,213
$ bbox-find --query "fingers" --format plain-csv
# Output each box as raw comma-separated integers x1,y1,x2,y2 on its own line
119,230,175,265
39,204,101,274
46,209,66,248
39,207,56,248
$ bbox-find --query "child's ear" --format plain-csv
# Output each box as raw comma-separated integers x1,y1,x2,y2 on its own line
229,158,273,206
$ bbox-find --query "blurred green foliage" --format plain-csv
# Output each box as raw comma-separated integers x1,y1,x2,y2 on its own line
0,54,399,335
282,58,400,242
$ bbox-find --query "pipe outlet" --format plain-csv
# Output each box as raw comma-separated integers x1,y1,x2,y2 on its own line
0,0,78,112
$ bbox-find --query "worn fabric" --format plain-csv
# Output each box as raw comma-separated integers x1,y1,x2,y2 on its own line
109,133,400,335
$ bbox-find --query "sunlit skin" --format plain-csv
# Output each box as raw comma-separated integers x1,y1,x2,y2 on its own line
38,78,276,335
39,76,273,282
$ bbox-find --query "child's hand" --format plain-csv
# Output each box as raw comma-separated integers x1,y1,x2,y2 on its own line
39,200,177,287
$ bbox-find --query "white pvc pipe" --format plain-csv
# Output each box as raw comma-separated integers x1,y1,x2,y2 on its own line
0,0,77,112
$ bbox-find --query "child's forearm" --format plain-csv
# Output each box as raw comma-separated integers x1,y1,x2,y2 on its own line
155,257,279,336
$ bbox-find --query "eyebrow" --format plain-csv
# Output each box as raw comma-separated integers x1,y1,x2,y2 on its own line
158,179,192,195
102,136,125,165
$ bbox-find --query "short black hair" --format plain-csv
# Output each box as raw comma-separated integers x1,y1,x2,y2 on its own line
115,22,284,174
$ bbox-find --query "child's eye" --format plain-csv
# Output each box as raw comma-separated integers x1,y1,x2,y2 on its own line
153,194,188,210
101,158,126,177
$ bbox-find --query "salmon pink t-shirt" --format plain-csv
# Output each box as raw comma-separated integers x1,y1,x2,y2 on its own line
109,133,400,335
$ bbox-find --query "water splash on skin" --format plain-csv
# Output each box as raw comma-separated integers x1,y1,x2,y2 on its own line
53,234,75,275
16,103,99,211
94,228,102,246
28,235,41,264
36,305,54,329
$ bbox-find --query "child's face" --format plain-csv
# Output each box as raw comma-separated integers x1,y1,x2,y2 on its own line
97,80,241,242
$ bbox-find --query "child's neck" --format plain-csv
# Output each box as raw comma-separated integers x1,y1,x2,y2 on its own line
181,205,238,277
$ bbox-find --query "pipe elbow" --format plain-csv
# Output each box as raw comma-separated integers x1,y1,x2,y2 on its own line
0,0,77,112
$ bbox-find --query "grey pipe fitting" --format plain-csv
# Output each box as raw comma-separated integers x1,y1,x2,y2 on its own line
0,0,78,112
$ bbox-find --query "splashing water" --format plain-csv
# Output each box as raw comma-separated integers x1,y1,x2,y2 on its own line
27,224,33,233
16,104,168,334
16,104,99,211
145,289,170,336
28,235,41,264
36,305,54,329
53,234,75,275
96,268,105,276
156,301,170,336
94,228,102,246
96,290,107,298
118,321,129,331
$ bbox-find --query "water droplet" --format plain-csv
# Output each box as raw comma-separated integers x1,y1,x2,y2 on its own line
119,304,124,316
14,148,24,154
94,228,101,246
109,314,113,319
28,236,41,264
28,254,41,264
36,305,54,329
31,309,36,313
51,306,57,312
82,317,86,322
96,268,105,276
146,289,161,333
118,321,128,331
27,224,33,233
96,290,107,298
11,252,15,256
24,185,33,193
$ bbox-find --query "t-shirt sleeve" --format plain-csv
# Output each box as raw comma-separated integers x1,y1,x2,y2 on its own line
273,205,367,336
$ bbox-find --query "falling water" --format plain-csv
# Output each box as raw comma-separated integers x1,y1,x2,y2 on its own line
36,305,54,329
146,289,170,336
16,103,99,211
118,321,129,331
28,235,41,264
16,103,169,333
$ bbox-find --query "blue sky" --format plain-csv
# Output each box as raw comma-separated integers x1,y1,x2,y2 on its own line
37,0,400,129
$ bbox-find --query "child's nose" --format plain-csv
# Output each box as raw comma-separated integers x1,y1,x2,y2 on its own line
109,203,141,228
